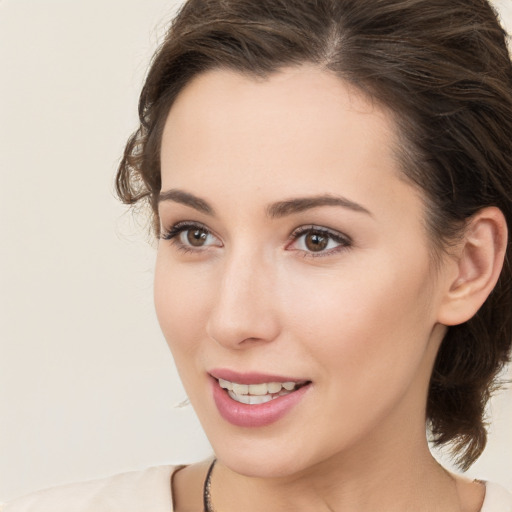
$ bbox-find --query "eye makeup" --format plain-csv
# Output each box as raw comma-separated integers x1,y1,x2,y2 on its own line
287,225,352,258
161,220,352,258
160,221,222,253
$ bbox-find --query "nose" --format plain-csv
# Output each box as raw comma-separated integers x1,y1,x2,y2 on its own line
206,250,281,349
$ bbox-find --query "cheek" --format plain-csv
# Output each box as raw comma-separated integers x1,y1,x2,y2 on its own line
281,252,436,379
277,256,438,446
154,256,211,359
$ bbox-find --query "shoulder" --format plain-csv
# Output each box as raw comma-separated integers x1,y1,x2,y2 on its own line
0,465,182,512
481,481,512,512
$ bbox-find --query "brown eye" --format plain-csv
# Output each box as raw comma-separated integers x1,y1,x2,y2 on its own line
304,232,328,252
289,225,351,256
186,228,209,247
161,222,221,250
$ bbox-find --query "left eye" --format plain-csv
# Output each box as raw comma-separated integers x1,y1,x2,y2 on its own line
290,227,351,254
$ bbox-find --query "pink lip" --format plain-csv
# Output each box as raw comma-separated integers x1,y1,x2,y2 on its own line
209,374,312,428
209,368,307,385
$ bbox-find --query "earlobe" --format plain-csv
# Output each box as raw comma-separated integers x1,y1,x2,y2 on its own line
437,207,508,326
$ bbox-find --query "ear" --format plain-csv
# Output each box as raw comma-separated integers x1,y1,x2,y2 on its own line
437,207,508,326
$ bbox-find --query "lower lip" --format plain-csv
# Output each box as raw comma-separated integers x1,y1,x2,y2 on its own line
211,377,311,428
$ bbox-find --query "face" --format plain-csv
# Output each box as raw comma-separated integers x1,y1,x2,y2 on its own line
155,66,450,478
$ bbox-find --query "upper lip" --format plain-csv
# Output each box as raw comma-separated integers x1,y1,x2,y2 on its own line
209,368,309,385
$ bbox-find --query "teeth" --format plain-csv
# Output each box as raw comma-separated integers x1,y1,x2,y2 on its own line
267,382,282,393
248,383,268,396
232,383,249,394
228,391,274,405
218,378,303,398
218,378,233,391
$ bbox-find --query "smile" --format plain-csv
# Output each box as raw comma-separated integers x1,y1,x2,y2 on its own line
218,378,307,405
210,373,312,427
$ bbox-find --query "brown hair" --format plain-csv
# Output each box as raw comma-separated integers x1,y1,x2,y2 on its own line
116,0,512,469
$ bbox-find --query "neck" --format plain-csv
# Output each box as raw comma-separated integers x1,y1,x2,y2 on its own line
210,418,463,512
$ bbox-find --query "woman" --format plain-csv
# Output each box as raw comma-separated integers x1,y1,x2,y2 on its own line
3,0,511,510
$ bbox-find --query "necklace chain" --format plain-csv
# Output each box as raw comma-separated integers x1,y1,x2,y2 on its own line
203,459,217,512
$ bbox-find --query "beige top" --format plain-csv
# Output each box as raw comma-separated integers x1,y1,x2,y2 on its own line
1,465,511,511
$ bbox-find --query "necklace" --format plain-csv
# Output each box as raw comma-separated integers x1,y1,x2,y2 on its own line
203,458,217,512
202,458,465,512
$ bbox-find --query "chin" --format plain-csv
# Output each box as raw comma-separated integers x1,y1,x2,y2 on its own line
208,431,326,479
218,451,304,479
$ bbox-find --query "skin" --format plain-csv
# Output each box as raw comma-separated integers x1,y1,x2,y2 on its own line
154,66,489,512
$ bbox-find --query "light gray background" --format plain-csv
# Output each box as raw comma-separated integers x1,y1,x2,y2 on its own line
1,0,511,501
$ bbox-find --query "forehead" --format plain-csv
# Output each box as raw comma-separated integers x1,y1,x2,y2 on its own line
160,65,421,222
162,65,395,159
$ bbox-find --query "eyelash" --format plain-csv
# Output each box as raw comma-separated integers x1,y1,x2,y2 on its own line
160,221,219,254
287,225,352,258
160,222,352,257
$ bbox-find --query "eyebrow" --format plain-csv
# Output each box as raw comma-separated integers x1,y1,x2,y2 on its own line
158,189,372,218
266,195,372,218
158,189,215,216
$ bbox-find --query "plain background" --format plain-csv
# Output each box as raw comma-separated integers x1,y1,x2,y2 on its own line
1,0,511,502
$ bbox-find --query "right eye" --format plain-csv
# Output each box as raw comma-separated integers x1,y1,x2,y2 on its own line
161,222,222,251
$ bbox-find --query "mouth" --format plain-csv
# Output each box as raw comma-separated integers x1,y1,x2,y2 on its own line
217,378,310,405
209,371,312,427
